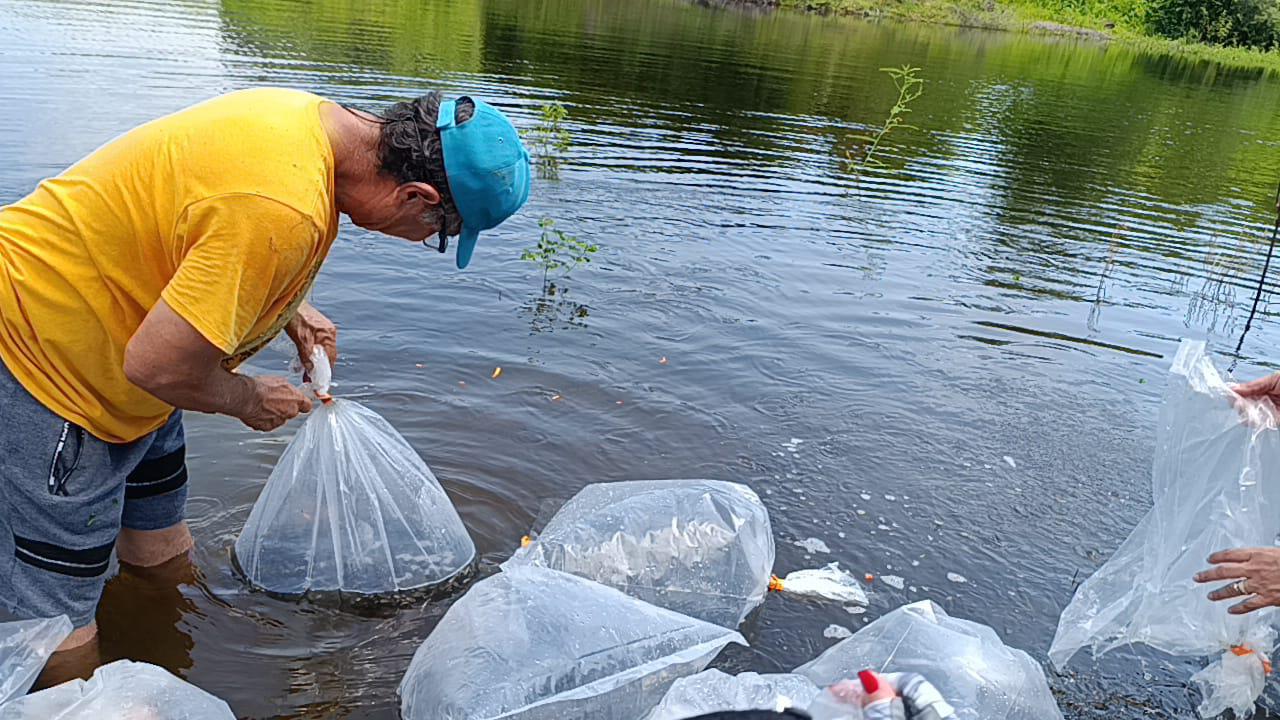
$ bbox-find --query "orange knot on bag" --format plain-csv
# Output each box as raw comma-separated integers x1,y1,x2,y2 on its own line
1231,646,1273,675
768,575,785,593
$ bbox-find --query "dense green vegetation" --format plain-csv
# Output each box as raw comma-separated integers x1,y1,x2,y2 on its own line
774,0,1280,68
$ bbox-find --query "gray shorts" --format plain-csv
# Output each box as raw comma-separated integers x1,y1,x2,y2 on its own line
0,359,188,627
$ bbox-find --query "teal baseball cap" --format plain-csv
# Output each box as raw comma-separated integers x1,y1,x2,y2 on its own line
437,97,531,269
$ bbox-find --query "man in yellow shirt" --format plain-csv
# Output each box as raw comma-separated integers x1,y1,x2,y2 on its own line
0,88,530,651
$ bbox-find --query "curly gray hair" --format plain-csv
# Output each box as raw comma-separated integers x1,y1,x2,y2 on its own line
376,92,474,238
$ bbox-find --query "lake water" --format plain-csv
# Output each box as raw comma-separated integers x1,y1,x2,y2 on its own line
5,0,1280,717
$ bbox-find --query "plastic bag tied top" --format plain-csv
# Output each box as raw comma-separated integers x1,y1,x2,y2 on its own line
398,565,745,720
0,616,71,706
798,600,1064,720
0,659,234,719
646,670,822,720
1049,340,1280,718
235,349,475,595
502,479,775,627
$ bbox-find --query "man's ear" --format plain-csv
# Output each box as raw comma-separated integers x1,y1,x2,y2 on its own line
398,181,442,208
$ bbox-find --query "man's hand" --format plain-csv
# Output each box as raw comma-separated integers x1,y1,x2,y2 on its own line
286,302,337,373
1195,548,1280,615
125,298,312,430
238,376,314,431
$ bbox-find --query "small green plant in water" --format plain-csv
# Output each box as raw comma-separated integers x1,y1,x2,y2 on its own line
522,218,598,291
527,102,571,179
845,65,924,179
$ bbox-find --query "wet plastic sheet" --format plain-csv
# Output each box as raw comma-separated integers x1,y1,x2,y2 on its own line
1049,340,1280,718
798,600,1064,720
0,616,71,705
235,351,475,595
502,479,774,627
399,565,745,720
646,670,822,720
0,660,234,719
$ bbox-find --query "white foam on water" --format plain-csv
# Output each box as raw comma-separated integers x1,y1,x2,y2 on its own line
794,537,830,554
823,625,853,640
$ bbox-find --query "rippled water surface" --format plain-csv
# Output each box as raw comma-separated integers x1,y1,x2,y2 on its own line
6,0,1280,717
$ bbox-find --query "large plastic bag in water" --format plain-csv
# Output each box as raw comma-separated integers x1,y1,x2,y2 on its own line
399,565,746,720
235,350,475,595
797,600,1064,720
1049,340,1280,718
647,670,822,720
0,659,233,719
502,479,774,627
0,616,71,705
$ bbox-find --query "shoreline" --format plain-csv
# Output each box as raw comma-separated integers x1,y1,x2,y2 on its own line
699,0,1280,73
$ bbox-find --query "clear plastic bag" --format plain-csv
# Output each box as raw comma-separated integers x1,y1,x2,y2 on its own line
0,616,71,705
646,670,822,720
234,350,475,595
775,563,869,605
398,565,746,720
1049,340,1280,718
797,600,1064,720
0,659,233,719
502,479,774,627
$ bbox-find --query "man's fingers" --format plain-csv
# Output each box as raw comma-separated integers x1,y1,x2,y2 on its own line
1232,375,1280,398
1208,582,1248,601
1208,549,1256,564
1230,594,1272,615
1196,562,1250,583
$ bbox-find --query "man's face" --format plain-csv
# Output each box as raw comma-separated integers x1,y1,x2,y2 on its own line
348,179,445,243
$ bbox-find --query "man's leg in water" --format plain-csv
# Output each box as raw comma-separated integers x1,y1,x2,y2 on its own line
0,359,149,658
115,411,193,568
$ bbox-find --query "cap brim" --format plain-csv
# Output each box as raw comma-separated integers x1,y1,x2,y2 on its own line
455,226,480,269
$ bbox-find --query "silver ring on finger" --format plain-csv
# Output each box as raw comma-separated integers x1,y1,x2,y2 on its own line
1233,579,1251,597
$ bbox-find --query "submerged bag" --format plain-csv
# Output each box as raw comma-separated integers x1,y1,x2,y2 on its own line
647,670,822,720
0,616,71,705
0,660,233,719
502,479,775,627
1050,340,1280,717
399,565,745,720
798,600,1063,720
234,350,475,595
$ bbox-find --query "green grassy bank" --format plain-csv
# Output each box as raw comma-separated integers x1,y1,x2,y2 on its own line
762,0,1280,73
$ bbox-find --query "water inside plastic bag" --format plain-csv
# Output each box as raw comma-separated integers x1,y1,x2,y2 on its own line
0,659,234,719
1049,340,1280,718
398,565,745,720
502,479,774,627
646,670,821,720
798,600,1063,720
234,351,475,595
0,616,71,705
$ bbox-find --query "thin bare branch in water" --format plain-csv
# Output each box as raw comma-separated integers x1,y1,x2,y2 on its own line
1229,179,1280,373
1088,230,1123,333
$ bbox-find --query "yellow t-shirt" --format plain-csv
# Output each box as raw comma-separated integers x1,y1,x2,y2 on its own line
0,88,338,443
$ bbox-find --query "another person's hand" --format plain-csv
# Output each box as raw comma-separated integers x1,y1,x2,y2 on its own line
1195,548,1280,614
809,670,954,720
286,302,338,373
1233,373,1280,405
236,375,312,431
